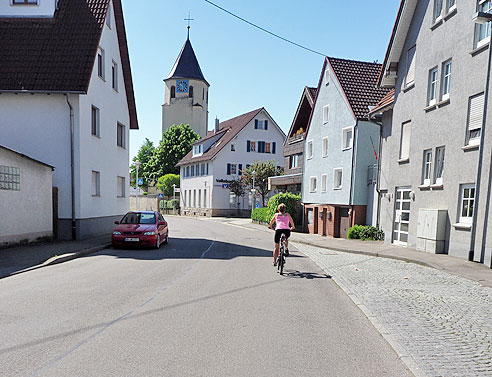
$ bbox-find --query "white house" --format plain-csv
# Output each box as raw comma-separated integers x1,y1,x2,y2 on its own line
0,0,138,239
177,108,285,217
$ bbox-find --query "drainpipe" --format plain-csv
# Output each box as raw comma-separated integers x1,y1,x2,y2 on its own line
349,121,359,226
65,94,76,240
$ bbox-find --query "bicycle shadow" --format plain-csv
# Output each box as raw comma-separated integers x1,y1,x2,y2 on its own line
281,269,331,279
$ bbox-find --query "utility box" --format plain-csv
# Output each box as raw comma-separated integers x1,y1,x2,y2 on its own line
417,209,447,253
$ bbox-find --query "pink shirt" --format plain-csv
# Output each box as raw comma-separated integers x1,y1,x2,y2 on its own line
275,213,290,230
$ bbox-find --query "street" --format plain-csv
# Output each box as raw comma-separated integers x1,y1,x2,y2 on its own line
0,217,411,377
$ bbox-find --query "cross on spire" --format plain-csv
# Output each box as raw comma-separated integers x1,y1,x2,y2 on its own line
184,11,194,39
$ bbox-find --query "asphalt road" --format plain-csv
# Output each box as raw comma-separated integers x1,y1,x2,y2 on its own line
0,217,412,377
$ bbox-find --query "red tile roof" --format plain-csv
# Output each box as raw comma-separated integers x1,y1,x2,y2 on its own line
0,0,138,129
176,108,264,166
368,88,395,118
307,87,317,102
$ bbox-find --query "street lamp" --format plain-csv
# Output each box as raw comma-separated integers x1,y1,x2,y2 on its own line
172,183,176,215
469,11,492,266
251,170,256,209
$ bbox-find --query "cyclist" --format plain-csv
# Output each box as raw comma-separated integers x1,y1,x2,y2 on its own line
269,203,295,266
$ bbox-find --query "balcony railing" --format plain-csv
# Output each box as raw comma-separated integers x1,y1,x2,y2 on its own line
288,133,305,144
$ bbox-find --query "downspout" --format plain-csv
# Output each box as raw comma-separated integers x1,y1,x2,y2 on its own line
65,94,76,240
349,121,358,226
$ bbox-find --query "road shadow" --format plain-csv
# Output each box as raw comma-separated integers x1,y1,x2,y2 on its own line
282,269,331,279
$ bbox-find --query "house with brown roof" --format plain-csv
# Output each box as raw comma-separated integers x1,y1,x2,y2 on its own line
269,86,316,195
176,108,285,217
302,57,390,237
0,0,138,240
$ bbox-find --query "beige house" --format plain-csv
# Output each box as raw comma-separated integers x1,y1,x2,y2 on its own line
0,145,53,245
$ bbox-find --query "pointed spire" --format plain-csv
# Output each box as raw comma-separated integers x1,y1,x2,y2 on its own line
166,38,209,86
185,12,193,40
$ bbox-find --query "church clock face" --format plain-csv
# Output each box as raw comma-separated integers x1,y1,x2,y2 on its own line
176,80,189,93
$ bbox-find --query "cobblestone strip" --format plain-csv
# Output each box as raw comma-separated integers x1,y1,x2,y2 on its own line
297,244,492,377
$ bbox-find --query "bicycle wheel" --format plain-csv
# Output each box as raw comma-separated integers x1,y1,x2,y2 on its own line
279,248,284,275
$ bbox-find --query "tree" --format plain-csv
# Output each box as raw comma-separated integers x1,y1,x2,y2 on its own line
148,124,200,179
157,174,180,197
130,138,155,187
242,161,283,206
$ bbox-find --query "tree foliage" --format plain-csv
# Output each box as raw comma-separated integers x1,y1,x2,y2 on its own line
228,177,245,198
130,138,155,186
148,124,200,179
242,161,283,206
156,174,180,197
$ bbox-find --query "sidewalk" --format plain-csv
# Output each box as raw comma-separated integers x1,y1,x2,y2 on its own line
206,217,492,288
0,234,111,279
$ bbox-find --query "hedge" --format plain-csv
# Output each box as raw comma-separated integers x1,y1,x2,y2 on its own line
251,192,301,223
252,207,270,223
347,225,384,241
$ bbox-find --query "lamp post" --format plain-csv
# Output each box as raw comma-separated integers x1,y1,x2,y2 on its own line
251,170,256,209
134,160,141,210
172,183,176,215
470,11,492,266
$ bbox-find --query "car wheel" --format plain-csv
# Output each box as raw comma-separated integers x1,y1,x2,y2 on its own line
155,235,160,249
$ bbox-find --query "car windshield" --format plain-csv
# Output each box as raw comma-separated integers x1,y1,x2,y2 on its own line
120,213,156,224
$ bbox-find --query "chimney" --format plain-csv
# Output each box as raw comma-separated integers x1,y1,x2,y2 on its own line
214,117,220,133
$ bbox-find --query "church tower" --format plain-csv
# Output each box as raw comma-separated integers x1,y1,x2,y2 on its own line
162,37,209,138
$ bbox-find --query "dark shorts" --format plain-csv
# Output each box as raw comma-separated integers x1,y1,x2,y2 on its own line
274,229,291,243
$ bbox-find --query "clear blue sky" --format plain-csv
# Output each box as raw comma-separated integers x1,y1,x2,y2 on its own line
122,0,399,160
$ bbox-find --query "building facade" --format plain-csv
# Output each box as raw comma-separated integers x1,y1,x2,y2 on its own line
162,37,209,138
0,0,138,240
376,0,492,266
302,57,389,237
177,108,285,217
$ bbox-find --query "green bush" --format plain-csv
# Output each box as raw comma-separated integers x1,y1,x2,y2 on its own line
167,199,179,209
251,192,301,224
348,225,384,241
251,207,270,223
159,200,167,210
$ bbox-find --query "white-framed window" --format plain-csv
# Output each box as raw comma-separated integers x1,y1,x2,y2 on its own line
97,47,105,80
307,140,313,159
323,105,330,124
428,67,438,105
254,119,268,130
459,184,476,223
467,92,484,146
198,189,201,208
92,171,100,197
193,144,203,156
227,163,237,175
322,137,329,157
446,0,456,12
91,105,100,137
12,0,38,4
112,61,118,91
117,176,125,197
309,176,317,193
422,149,432,185
399,121,411,160
231,144,235,151
476,0,492,48
106,3,111,28
0,165,20,191
435,146,445,185
289,154,299,169
204,189,207,208
405,45,416,87
333,168,343,189
321,174,327,192
441,60,452,100
342,127,353,150
324,69,330,85
117,122,125,148
193,190,196,207
434,0,443,22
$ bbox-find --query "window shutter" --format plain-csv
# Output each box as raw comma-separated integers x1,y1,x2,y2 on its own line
272,142,276,154
227,163,231,175
264,120,268,130
239,164,243,175
400,121,411,160
255,119,258,129
406,46,416,86
468,93,484,131
206,163,209,175
247,140,251,152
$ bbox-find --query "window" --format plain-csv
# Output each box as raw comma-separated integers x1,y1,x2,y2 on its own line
97,48,105,80
91,106,100,136
289,154,299,169
322,137,328,157
334,169,343,189
307,140,313,159
258,141,266,153
112,61,118,91
310,176,317,192
435,147,445,185
428,67,438,105
117,123,125,148
12,0,38,4
325,69,330,85
399,121,412,160
206,163,209,175
193,190,196,207
204,189,207,207
0,165,20,191
254,119,268,130
467,92,484,146
186,166,190,177
477,0,492,48
321,174,327,192
342,127,353,150
106,4,111,28
434,0,443,22
446,0,456,12
198,189,201,207
201,164,205,175
191,165,195,177
231,144,235,151
459,184,476,223
265,142,271,153
227,163,237,175
441,60,451,100
117,176,125,197
196,164,199,176
422,149,432,185
189,86,193,98
193,144,203,156
323,105,330,124
92,171,100,196
189,190,192,207
247,140,256,152
171,86,176,99
405,45,416,87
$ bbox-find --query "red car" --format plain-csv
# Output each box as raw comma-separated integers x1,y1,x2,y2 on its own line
112,211,169,249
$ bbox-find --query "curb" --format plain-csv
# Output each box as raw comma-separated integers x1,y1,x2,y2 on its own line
8,243,112,278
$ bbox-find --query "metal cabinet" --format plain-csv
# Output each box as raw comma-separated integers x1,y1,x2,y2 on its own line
417,209,447,254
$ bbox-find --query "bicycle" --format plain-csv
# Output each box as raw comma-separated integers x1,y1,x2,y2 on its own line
277,233,287,275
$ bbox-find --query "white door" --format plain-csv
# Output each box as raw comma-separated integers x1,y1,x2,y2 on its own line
393,187,411,246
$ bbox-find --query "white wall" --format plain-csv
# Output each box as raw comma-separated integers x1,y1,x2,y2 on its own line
0,0,57,18
0,147,52,243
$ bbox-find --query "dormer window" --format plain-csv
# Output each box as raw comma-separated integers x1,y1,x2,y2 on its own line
254,119,268,130
12,0,38,4
193,144,203,157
